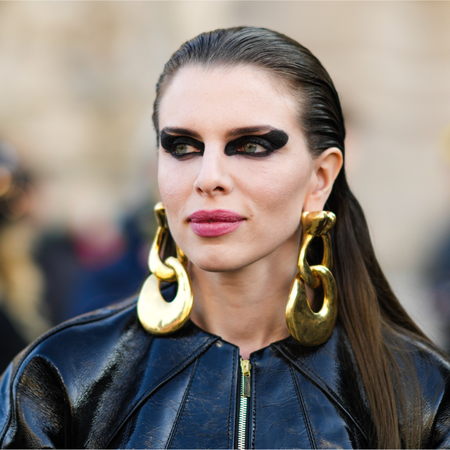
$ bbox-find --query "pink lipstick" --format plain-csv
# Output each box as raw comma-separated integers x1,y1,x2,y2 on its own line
188,210,245,237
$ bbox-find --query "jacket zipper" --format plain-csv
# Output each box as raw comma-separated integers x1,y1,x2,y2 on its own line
238,358,251,450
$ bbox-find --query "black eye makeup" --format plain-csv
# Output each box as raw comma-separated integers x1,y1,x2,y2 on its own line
160,128,289,159
160,131,204,159
225,130,289,157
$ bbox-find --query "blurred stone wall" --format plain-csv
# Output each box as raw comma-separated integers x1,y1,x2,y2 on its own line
0,1,449,342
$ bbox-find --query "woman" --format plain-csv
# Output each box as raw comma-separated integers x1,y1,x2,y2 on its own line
1,27,450,449
0,142,50,373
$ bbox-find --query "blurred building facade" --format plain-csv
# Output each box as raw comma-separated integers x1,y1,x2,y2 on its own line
0,2,449,345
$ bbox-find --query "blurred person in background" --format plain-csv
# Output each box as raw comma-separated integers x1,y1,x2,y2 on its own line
35,200,151,325
0,141,50,372
1,27,450,449
429,126,450,352
430,234,450,352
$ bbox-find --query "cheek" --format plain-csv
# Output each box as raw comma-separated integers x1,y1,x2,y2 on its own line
158,156,192,207
157,156,202,248
240,160,312,217
157,161,187,242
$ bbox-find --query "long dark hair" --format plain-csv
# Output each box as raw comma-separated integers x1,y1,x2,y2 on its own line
152,27,428,448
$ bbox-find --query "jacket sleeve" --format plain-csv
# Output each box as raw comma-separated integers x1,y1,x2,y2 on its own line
0,363,14,443
414,342,450,449
0,355,72,449
433,381,450,448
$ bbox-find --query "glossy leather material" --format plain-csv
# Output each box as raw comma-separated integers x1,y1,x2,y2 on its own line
1,295,450,448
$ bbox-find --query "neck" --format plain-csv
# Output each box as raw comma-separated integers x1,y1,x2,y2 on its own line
189,253,298,359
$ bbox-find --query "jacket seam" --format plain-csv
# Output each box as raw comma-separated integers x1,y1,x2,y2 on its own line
275,344,368,441
289,363,317,449
166,358,200,449
104,336,219,447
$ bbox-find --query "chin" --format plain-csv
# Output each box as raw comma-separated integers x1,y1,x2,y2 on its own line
190,260,241,273
188,253,246,273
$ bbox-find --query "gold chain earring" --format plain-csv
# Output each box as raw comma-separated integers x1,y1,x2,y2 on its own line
137,202,194,335
286,211,338,346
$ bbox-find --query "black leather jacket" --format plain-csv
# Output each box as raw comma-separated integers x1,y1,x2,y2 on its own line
1,296,450,449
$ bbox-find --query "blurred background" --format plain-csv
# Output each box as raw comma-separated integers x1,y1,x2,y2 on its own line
0,1,449,368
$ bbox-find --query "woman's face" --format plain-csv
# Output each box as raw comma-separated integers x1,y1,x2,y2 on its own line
157,65,327,273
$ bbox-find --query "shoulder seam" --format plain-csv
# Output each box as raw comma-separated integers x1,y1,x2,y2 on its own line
0,298,138,446
6,298,138,405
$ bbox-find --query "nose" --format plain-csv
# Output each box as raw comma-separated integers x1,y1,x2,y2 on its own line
193,146,233,197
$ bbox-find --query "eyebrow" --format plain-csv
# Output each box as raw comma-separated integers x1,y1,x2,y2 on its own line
160,127,201,139
160,125,283,140
226,126,280,139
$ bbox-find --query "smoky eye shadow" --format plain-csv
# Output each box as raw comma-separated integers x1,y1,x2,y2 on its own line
160,131,205,152
264,130,289,148
224,129,289,155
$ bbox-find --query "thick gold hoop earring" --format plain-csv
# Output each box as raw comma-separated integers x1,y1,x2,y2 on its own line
286,211,338,346
137,202,194,335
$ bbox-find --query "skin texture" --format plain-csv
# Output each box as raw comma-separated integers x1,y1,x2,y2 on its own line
158,65,342,358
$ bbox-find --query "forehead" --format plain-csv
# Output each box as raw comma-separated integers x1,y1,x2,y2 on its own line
158,65,300,134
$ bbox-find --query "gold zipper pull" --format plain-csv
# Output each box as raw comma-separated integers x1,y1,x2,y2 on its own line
240,359,252,397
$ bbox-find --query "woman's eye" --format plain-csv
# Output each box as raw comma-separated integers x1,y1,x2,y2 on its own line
225,130,289,157
160,131,204,158
174,144,190,155
171,143,202,157
238,143,265,154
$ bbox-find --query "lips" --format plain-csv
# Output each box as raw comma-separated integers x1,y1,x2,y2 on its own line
188,210,245,237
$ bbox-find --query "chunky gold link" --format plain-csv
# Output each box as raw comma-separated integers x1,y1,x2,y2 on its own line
148,202,187,282
138,257,193,335
138,202,193,335
286,210,338,346
297,211,335,288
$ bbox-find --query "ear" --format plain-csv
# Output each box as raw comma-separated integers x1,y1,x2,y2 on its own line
303,148,343,212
